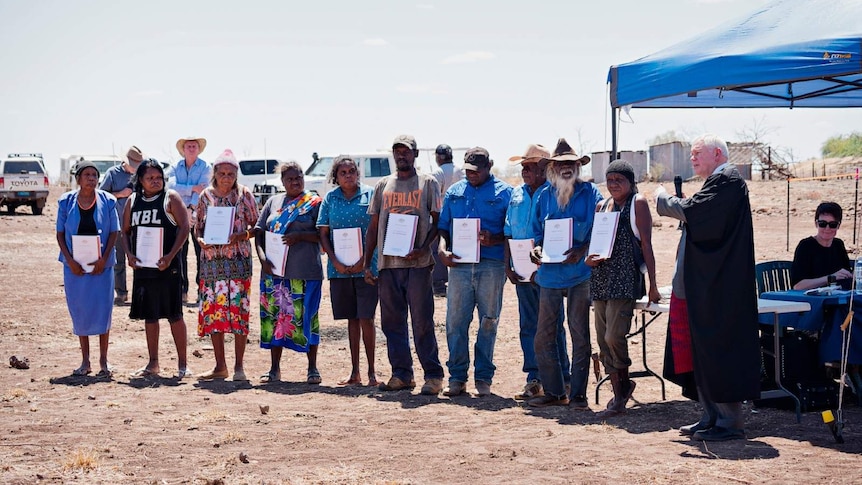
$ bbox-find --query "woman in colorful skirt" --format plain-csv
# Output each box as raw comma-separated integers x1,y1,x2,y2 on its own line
194,149,259,382
56,161,120,377
255,161,324,384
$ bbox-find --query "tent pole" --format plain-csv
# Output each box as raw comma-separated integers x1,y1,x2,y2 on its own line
854,168,859,245
786,180,790,252
611,107,618,159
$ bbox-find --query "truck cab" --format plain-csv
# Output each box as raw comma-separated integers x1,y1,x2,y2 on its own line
0,153,50,215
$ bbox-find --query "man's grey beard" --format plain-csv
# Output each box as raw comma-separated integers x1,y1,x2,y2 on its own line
547,164,578,208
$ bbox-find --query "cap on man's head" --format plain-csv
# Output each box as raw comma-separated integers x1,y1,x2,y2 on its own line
463,147,491,171
127,145,144,164
435,144,452,157
392,134,417,151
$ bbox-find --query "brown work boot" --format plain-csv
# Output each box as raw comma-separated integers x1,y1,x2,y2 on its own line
597,371,635,418
514,379,544,401
378,376,416,391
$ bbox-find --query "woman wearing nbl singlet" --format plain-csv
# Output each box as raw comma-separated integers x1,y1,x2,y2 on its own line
121,159,192,379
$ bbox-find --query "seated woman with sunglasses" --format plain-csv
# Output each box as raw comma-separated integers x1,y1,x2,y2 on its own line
790,201,852,290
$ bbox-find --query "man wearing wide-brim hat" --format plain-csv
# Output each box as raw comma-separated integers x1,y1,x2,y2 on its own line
100,145,146,305
527,138,602,409
167,136,211,304
504,144,573,402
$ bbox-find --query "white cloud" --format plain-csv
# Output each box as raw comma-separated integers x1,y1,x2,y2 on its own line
396,83,449,95
133,90,163,97
362,38,388,47
440,51,495,64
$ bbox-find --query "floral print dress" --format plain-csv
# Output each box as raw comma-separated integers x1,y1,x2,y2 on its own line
195,186,259,337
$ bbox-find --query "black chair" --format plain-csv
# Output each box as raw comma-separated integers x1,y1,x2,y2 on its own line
755,260,793,296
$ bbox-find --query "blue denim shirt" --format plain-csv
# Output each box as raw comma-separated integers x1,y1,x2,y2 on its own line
438,175,512,262
56,189,119,267
531,181,602,289
316,184,378,278
504,181,548,240
167,158,211,207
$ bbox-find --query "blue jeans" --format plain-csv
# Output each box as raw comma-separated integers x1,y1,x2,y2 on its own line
445,259,506,384
378,266,444,382
535,281,591,399
515,282,570,384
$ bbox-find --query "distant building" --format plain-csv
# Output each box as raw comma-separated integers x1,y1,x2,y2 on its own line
648,141,692,182
590,150,648,184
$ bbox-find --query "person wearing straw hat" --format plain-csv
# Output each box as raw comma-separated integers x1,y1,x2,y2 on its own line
528,138,602,409
167,136,211,304
504,144,571,401
655,134,758,441
100,145,145,305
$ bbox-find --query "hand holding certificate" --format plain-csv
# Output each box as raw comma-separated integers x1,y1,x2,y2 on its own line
588,212,619,259
71,235,101,273
508,238,537,281
382,213,418,257
202,206,235,245
333,227,363,266
541,218,573,263
265,230,288,277
451,218,480,263
135,227,164,268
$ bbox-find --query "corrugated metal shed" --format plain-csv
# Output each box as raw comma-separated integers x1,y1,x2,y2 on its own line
649,141,692,182
590,150,648,183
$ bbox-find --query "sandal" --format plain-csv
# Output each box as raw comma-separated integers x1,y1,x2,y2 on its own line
197,369,230,380
129,367,159,378
95,367,114,378
307,369,322,385
72,366,92,376
260,371,280,383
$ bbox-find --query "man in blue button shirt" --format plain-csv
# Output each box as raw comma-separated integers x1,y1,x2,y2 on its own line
437,147,512,397
528,138,602,409
167,136,211,303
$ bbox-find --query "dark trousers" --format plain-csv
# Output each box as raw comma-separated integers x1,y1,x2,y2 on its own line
378,266,444,382
180,228,201,295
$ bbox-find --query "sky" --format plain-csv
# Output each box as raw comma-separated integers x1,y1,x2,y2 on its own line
1,0,859,180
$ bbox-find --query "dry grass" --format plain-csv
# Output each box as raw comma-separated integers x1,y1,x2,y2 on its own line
1,388,28,401
61,448,98,472
219,431,245,445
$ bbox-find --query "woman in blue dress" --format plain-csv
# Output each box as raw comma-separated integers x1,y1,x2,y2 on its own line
56,161,120,377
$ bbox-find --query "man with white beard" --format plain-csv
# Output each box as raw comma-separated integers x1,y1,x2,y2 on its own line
528,138,602,408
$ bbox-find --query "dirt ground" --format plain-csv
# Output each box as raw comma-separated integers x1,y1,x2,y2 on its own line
2,179,862,484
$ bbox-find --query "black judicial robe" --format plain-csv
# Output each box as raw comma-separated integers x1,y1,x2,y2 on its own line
680,165,760,403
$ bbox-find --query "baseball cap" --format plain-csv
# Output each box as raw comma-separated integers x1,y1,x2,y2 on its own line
463,147,491,171
392,134,417,151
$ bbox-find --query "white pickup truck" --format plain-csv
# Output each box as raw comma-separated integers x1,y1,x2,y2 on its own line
0,153,50,215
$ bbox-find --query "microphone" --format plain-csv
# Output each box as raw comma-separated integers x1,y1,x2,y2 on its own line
673,175,683,198
673,175,684,230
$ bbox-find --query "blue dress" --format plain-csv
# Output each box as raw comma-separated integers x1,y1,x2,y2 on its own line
56,190,119,336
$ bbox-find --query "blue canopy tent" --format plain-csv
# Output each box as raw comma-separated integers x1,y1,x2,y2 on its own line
607,0,862,156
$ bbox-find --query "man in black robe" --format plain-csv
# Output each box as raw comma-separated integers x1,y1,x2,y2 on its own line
655,134,759,441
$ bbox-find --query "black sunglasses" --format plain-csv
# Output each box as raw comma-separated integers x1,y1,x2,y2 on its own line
816,220,840,229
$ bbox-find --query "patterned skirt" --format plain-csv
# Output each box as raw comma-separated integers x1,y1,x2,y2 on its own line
197,255,252,337
259,275,321,353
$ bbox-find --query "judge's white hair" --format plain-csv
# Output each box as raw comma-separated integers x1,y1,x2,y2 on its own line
694,134,729,161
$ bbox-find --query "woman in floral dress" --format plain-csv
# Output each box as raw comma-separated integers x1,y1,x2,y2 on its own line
254,161,324,384
194,149,259,381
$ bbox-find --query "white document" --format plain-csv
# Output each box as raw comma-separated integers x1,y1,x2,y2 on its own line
508,238,537,281
135,227,164,268
382,213,418,257
265,230,288,277
451,218,480,263
333,227,363,266
71,235,101,273
202,206,235,245
541,218,573,263
588,212,620,259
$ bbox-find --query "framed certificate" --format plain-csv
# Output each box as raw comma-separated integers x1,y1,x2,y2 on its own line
508,238,537,281
202,206,235,245
71,235,101,273
588,212,620,259
265,230,288,277
333,227,363,266
382,213,418,257
135,227,164,268
451,218,480,263
541,218,573,263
